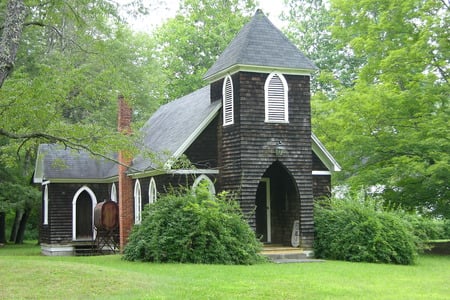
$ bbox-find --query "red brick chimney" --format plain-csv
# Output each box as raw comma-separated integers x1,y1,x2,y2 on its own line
117,95,134,252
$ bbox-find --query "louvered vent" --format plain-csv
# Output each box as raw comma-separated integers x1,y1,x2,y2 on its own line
222,75,234,125
265,73,288,123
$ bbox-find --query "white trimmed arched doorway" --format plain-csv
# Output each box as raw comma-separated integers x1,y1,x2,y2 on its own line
72,186,97,241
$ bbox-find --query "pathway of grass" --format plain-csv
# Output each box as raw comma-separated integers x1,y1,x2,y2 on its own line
1,242,449,299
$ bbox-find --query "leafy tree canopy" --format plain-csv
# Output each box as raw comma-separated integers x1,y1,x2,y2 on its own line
151,0,256,101
284,0,449,217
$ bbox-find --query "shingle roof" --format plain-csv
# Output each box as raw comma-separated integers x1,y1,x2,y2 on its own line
203,9,317,82
33,144,117,183
131,86,221,173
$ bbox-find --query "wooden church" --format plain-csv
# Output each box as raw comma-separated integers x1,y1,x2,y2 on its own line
33,10,340,255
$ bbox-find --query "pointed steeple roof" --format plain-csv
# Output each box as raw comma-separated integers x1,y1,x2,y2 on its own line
203,9,317,82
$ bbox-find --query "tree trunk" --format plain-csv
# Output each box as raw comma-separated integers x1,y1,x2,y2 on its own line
15,208,30,244
0,0,27,88
9,209,22,242
0,212,6,244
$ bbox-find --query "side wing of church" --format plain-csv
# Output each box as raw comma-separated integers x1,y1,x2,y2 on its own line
33,10,340,256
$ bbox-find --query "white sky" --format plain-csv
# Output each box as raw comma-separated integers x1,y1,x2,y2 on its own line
121,0,287,33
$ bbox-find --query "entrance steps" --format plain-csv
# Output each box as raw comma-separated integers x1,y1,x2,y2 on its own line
261,245,324,263
73,241,97,256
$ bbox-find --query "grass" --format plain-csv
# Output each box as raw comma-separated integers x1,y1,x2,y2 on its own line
1,242,449,299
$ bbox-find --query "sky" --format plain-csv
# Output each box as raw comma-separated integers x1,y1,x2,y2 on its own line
121,0,287,33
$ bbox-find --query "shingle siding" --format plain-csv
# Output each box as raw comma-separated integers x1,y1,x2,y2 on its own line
218,72,315,248
41,183,110,245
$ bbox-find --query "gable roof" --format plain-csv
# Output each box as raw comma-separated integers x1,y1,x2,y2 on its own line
33,144,117,183
130,86,221,175
33,87,340,183
203,9,317,82
312,133,341,172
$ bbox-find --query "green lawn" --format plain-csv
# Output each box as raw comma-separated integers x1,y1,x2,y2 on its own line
1,242,449,299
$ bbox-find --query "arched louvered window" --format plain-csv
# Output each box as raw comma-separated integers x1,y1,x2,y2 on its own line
148,177,157,204
222,75,234,126
134,180,142,224
265,73,289,123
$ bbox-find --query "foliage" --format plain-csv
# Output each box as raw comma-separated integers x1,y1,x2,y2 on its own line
123,184,265,264
285,0,449,218
151,0,256,101
314,195,418,265
402,214,447,242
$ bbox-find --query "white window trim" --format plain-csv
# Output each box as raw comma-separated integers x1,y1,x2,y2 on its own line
111,183,117,202
72,186,97,241
222,75,234,126
43,185,49,225
148,177,157,204
192,174,216,195
134,180,142,224
264,72,289,123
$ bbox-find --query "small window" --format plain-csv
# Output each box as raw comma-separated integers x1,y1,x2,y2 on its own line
43,185,49,225
192,174,216,195
111,183,117,202
265,73,289,123
222,75,234,126
148,178,157,204
134,180,142,224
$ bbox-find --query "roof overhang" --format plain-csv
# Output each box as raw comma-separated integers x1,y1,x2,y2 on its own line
33,176,118,184
130,168,219,179
204,64,315,83
311,133,341,172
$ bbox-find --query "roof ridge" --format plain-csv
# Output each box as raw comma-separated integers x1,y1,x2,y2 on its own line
203,9,317,82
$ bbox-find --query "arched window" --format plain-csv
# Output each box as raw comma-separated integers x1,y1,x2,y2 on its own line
43,185,49,225
110,183,117,202
265,73,289,123
148,178,157,204
222,75,234,126
134,180,142,224
192,174,216,195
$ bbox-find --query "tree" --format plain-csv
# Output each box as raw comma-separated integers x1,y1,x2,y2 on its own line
285,0,449,217
0,0,162,242
152,0,256,101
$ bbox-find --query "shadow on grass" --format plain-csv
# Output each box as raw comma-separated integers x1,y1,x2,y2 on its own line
0,240,41,256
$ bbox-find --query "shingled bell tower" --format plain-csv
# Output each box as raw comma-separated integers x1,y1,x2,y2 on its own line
203,10,318,248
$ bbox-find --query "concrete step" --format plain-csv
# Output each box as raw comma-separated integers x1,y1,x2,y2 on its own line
261,245,323,263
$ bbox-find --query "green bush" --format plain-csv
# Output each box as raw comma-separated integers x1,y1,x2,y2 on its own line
314,196,418,265
123,185,265,265
402,214,446,243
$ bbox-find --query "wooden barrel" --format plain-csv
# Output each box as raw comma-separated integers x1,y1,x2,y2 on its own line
94,200,119,230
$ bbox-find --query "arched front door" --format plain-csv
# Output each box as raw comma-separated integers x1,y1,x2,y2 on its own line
72,186,97,240
255,161,299,245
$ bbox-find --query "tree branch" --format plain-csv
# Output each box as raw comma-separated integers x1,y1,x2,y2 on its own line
0,128,131,168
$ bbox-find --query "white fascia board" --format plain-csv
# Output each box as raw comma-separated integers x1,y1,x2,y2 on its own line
169,169,219,175
311,133,342,172
204,64,314,83
39,177,118,184
33,151,45,184
172,101,222,159
130,169,166,179
312,170,331,175
130,168,219,179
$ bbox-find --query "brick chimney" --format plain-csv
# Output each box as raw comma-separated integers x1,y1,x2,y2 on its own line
117,95,134,252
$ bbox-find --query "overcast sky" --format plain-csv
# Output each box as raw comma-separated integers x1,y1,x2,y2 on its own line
121,0,287,33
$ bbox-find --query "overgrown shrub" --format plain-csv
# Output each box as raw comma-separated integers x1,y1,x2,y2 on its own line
123,185,265,265
314,196,418,265
402,214,446,243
